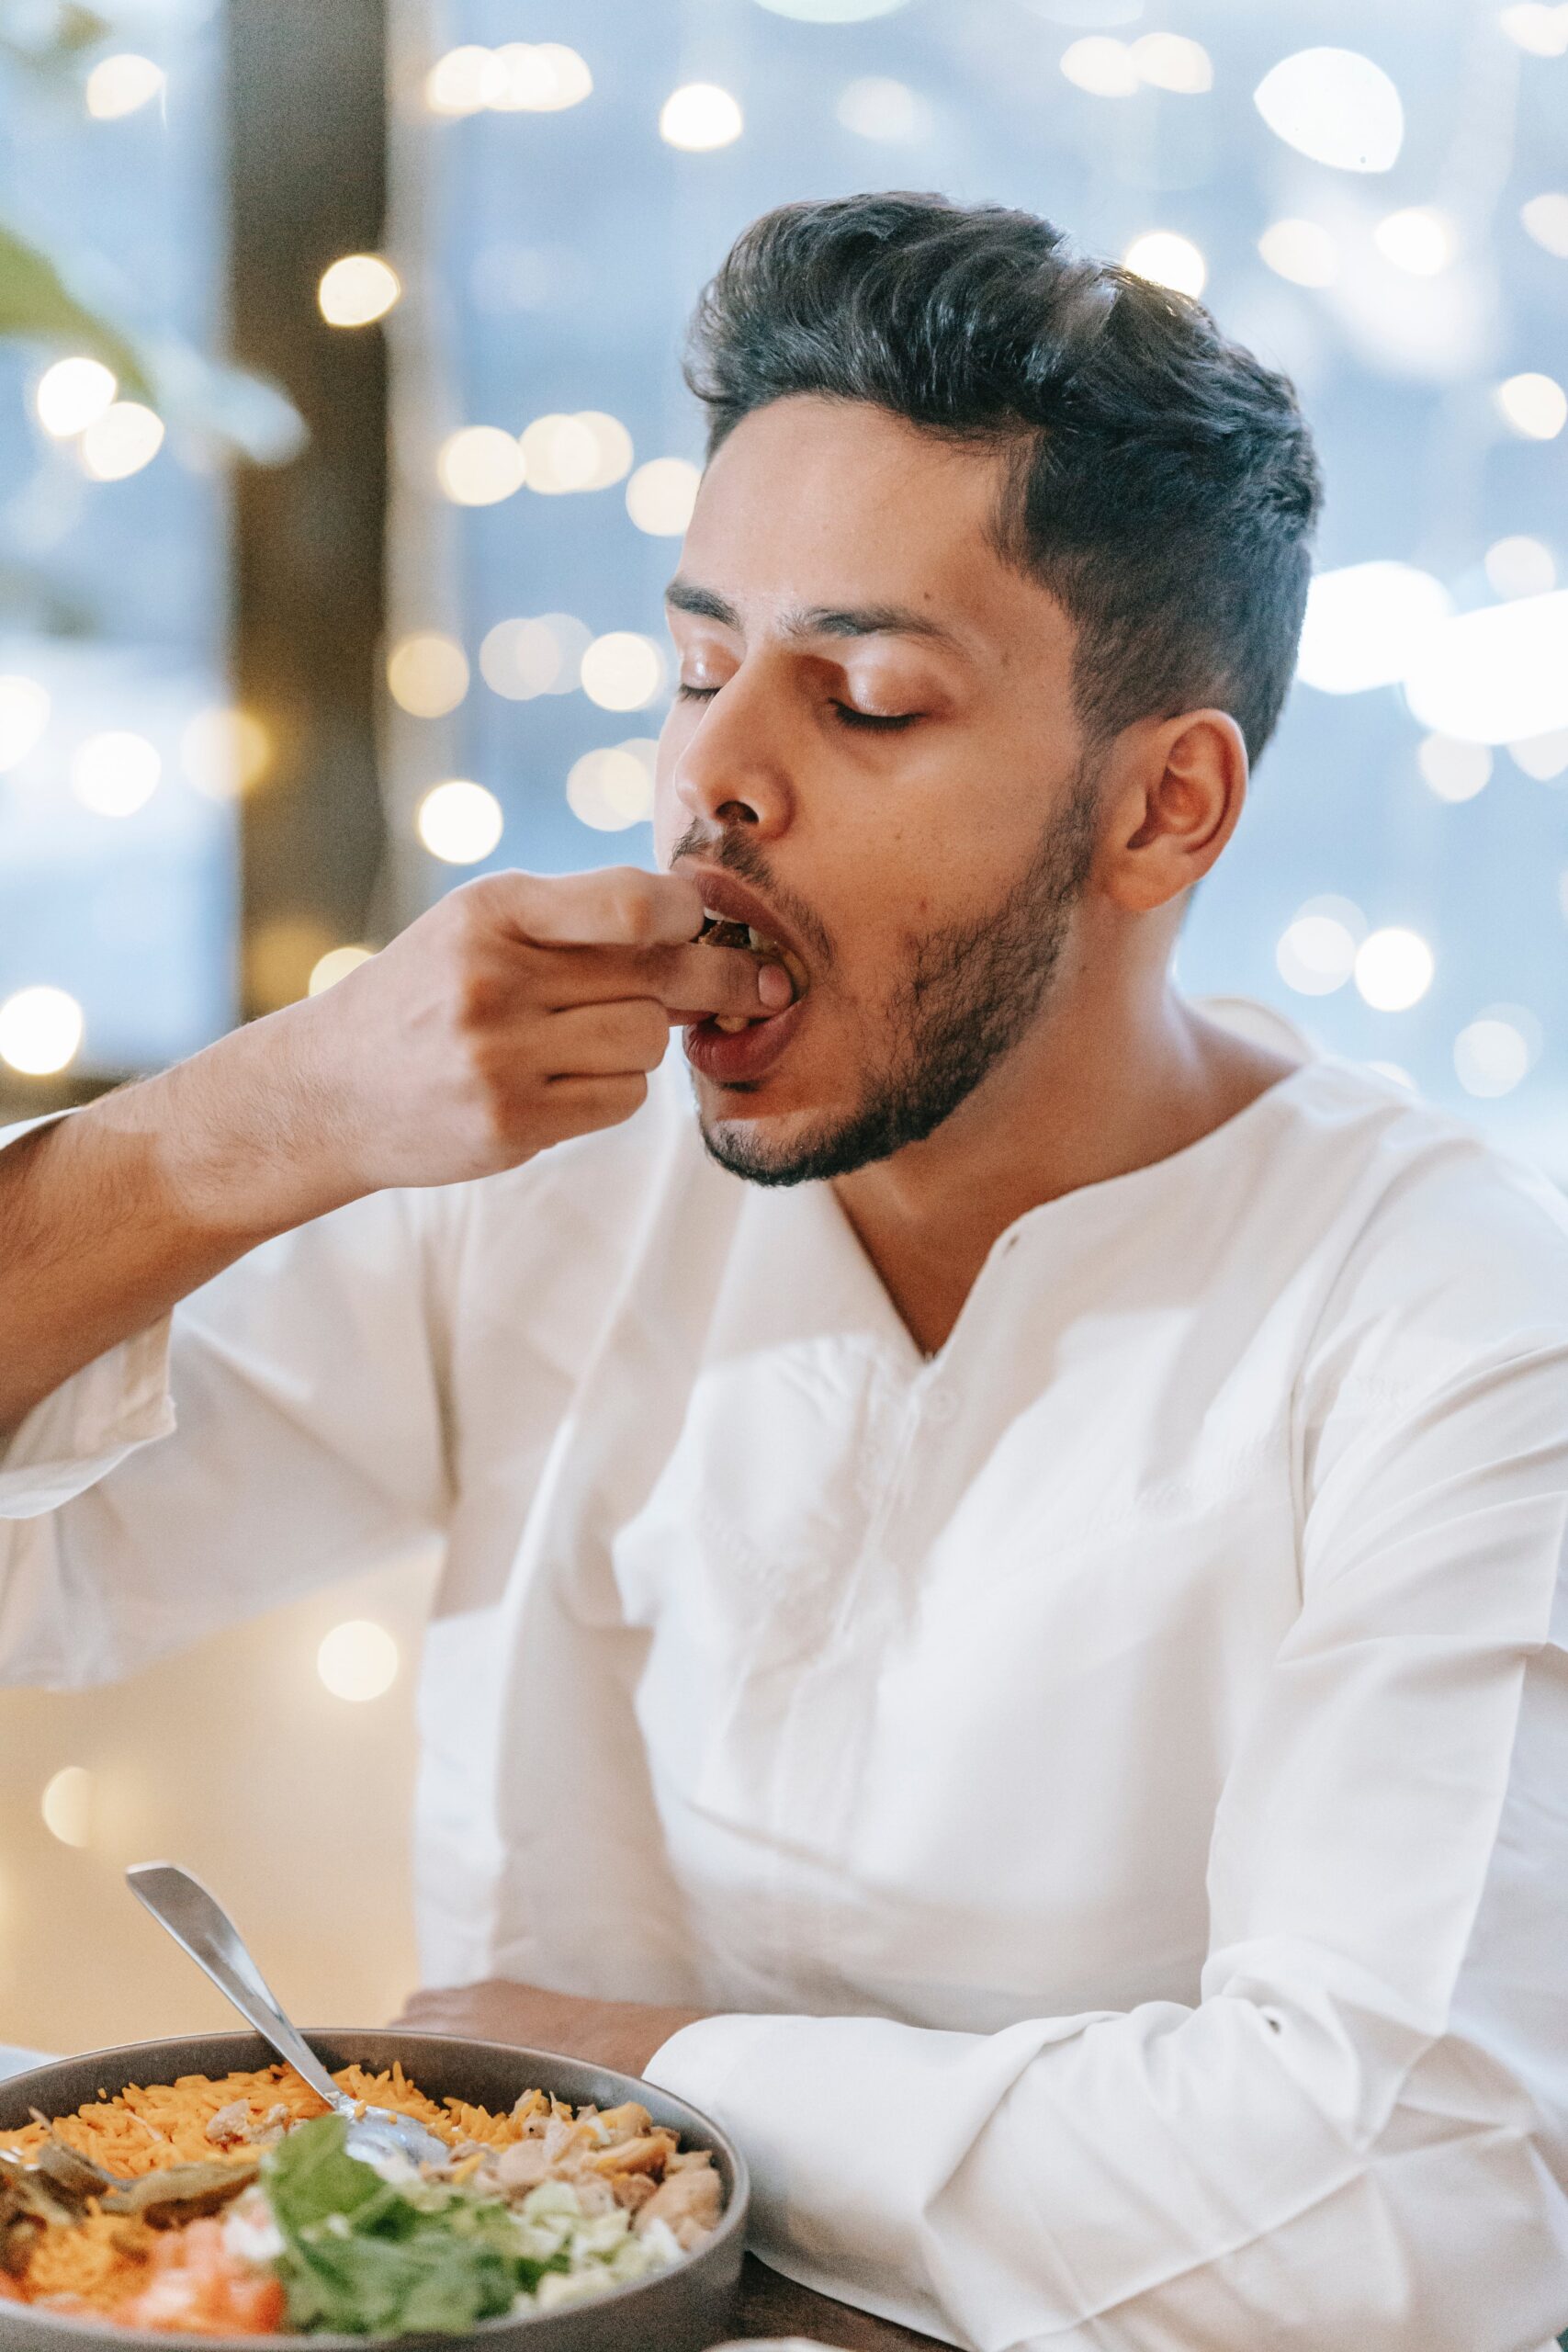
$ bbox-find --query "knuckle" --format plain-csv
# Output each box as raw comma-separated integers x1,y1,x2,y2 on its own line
606,868,659,944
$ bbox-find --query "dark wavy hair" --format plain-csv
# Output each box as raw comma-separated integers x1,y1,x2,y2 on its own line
683,192,1322,763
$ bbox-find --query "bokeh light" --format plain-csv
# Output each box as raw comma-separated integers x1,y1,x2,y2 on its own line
1521,192,1568,258
1253,48,1404,173
835,76,933,141
1354,926,1434,1012
580,632,665,711
416,778,503,863
1495,371,1567,439
1501,4,1568,54
1484,536,1556,598
491,42,592,110
246,918,336,1012
625,457,701,536
425,45,506,115
1297,561,1450,695
319,254,400,326
79,401,164,481
387,632,469,717
40,1766,95,1849
479,613,591,699
316,1621,399,1702
0,985,85,1076
574,413,635,490
567,743,658,831
71,729,162,818
308,945,376,995
1417,735,1493,802
437,424,525,504
1374,208,1454,276
1122,231,1206,297
180,707,271,798
1404,591,1568,743
1258,219,1338,287
1274,897,1364,995
519,413,602,494
1510,728,1568,781
660,84,743,150
1059,37,1140,96
85,53,164,119
34,356,117,437
1130,33,1213,92
1454,1008,1540,1097
0,674,51,770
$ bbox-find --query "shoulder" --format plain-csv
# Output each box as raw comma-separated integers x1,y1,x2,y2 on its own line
1280,1060,1568,1407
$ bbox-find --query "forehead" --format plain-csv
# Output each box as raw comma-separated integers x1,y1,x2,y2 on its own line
679,394,1066,663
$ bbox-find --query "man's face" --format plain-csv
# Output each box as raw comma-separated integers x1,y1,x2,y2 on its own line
655,394,1101,1184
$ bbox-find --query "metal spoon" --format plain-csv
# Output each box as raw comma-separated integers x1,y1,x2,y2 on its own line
126,1862,448,2170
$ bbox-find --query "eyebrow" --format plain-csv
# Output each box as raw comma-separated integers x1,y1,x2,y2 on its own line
663,575,965,652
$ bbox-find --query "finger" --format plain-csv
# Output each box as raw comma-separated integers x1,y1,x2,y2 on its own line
538,999,671,1078
655,941,795,1021
481,866,705,952
532,941,790,1020
541,1072,650,1136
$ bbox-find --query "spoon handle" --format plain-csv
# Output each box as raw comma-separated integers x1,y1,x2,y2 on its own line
126,1861,347,2117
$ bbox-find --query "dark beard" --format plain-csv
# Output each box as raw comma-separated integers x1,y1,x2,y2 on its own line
698,761,1101,1187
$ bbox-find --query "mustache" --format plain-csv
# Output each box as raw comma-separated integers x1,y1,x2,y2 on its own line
667,820,836,970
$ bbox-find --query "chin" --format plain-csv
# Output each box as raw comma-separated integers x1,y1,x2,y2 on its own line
696,1095,829,1185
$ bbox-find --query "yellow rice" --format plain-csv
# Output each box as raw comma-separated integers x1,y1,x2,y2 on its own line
1,2064,554,2318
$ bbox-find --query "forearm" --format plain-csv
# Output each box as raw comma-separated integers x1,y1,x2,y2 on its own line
0,1006,356,1432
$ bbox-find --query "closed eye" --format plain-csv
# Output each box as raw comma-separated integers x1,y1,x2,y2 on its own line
675,683,919,732
833,706,920,732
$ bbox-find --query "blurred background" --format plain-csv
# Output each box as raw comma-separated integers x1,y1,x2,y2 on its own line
0,0,1564,2053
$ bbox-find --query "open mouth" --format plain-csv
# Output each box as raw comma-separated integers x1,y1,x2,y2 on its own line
697,908,810,1033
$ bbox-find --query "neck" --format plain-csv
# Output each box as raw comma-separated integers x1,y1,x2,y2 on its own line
829,934,1298,1356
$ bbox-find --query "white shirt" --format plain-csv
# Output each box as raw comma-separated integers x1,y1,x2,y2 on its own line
4,1047,1568,2351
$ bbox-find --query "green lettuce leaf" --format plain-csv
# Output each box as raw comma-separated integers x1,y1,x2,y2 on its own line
261,2116,567,2336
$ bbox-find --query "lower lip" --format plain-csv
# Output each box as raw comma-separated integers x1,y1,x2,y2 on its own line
682,994,807,1085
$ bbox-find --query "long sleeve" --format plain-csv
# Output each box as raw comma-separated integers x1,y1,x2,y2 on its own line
0,1139,452,1687
648,1329,1568,2350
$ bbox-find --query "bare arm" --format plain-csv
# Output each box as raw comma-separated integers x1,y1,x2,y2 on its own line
0,866,784,1433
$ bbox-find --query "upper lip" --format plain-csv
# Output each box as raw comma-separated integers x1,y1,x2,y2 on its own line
677,864,812,976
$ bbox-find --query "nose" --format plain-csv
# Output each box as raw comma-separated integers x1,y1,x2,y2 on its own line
668,662,795,837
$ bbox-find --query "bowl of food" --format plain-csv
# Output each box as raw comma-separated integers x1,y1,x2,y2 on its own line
0,2030,747,2352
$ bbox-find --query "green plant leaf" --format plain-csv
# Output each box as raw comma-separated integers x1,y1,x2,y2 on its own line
0,220,150,395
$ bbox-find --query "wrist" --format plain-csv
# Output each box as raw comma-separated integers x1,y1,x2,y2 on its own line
108,1004,371,1245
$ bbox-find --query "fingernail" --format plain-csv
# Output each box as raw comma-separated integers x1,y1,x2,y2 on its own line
758,961,794,1010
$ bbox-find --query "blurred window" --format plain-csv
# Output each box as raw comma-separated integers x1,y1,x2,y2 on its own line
0,0,237,1089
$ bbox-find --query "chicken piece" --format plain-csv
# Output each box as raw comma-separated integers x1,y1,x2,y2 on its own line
204,2103,250,2150
586,2130,677,2179
633,2154,722,2250
496,2140,553,2194
536,2117,592,2164
511,2090,548,2134
610,2173,657,2215
592,2102,652,2148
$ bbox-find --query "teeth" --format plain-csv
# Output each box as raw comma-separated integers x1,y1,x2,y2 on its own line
713,1014,751,1034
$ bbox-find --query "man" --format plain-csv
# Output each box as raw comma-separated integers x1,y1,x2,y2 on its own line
3,192,1567,2350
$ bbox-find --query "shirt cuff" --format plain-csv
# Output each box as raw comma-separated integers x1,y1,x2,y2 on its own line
644,2007,1075,2339
0,1316,175,1519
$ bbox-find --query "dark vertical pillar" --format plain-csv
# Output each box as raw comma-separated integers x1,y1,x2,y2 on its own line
226,0,389,1013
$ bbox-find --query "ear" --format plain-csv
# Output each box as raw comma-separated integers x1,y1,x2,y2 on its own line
1098,709,1249,914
